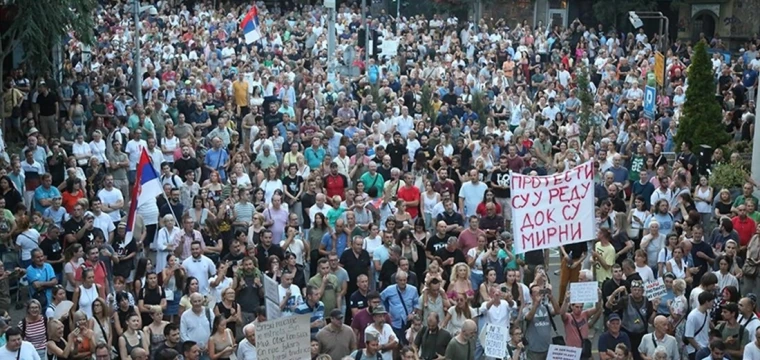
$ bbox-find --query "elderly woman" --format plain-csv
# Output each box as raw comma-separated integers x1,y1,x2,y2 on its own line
154,214,181,272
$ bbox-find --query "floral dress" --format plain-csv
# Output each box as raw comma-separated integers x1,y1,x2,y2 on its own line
670,295,688,354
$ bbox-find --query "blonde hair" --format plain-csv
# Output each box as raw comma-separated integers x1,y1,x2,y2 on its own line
672,278,686,296
449,262,472,283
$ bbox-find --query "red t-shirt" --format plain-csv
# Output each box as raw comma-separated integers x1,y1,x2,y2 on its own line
75,260,107,290
732,216,756,246
324,174,348,200
397,185,421,219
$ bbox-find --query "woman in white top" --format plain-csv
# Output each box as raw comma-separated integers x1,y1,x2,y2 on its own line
657,233,679,276
260,167,283,205
441,292,478,336
419,180,440,233
232,163,252,189
633,249,655,283
89,130,108,165
640,221,666,277
15,219,40,268
693,176,713,226
363,224,383,257
154,214,181,271
72,133,92,168
72,267,103,319
63,243,85,299
628,197,650,240
713,255,739,293
666,245,690,282
161,127,179,163
295,154,311,179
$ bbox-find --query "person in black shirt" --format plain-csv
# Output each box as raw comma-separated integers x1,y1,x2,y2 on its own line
154,323,183,358
435,237,466,276
559,240,588,304
349,274,370,316
39,226,64,275
173,146,200,182
112,223,137,279
379,245,401,290
255,230,284,272
426,221,449,261
282,164,304,211
47,141,67,186
300,180,317,229
602,264,627,317
222,235,246,277
385,132,406,170
340,237,371,299
159,188,184,220
63,203,87,248
676,140,698,177
622,259,642,291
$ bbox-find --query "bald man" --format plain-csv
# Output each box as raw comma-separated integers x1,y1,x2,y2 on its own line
444,319,476,360
130,347,148,360
638,315,679,360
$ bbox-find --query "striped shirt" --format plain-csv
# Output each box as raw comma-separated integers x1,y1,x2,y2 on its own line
295,300,325,334
19,317,46,350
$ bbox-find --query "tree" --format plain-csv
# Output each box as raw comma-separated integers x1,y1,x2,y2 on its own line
575,64,595,141
674,41,730,150
592,0,657,29
0,0,97,113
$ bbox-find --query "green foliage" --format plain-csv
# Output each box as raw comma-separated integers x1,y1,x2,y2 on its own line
709,163,747,190
674,41,730,150
471,91,489,126
592,0,657,28
420,84,436,121
575,64,595,141
369,85,387,113
2,0,97,73
721,140,752,156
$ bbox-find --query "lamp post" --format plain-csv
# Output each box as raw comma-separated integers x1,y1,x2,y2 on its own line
134,0,143,106
628,11,669,51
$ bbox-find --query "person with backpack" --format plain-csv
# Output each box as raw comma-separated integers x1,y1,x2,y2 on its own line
350,333,384,360
715,302,750,360
179,292,214,356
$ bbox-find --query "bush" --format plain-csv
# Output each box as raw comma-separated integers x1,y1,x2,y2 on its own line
709,163,746,190
674,41,730,150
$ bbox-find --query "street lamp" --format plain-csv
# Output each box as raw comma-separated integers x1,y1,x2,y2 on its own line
628,11,669,51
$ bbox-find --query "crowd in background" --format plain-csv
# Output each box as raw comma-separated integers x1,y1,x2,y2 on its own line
0,0,760,360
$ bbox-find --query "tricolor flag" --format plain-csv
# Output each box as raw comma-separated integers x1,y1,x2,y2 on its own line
240,6,262,44
124,148,162,245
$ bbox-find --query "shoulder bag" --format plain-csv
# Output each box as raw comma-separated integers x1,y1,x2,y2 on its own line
544,305,565,345
571,315,592,358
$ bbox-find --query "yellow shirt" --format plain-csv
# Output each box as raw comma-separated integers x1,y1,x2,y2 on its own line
594,242,616,284
232,80,249,107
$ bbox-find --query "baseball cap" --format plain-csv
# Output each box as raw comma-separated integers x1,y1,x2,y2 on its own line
330,309,344,319
607,313,621,322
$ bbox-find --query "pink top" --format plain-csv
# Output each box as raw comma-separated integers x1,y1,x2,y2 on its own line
562,311,591,349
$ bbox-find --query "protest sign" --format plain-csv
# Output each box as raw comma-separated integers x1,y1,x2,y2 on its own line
265,298,281,320
645,278,667,300
264,274,279,302
569,281,599,304
256,315,311,360
481,323,509,358
511,161,596,253
548,344,582,360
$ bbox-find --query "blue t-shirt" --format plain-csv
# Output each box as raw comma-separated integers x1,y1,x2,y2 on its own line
321,232,348,258
204,148,229,181
598,330,631,356
26,263,56,304
33,186,61,214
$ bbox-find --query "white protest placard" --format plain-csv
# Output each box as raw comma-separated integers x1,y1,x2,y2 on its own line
256,315,311,360
569,281,599,304
265,298,281,320
548,344,582,360
264,274,280,303
644,278,667,300
511,161,596,254
481,323,509,358
380,39,399,58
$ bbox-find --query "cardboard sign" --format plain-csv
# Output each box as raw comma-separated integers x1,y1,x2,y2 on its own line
482,324,509,358
264,274,280,303
569,281,599,304
256,315,311,360
265,297,281,320
548,344,582,360
645,278,667,300
511,161,596,253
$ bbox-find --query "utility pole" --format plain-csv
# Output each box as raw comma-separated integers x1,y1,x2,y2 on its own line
751,89,760,189
133,0,143,106
362,0,370,65
326,0,336,83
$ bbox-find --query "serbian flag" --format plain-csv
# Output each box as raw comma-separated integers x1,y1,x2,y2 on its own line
124,148,162,245
240,6,262,44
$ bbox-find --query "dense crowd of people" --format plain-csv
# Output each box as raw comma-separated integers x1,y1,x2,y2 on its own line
1,0,760,360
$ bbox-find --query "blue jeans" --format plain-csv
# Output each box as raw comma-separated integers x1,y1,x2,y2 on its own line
471,271,483,292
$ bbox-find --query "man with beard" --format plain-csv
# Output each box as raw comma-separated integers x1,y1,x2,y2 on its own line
352,292,391,349
98,174,124,228
414,312,452,360
159,188,184,221
435,199,464,237
173,145,199,182
64,204,95,247
385,132,406,170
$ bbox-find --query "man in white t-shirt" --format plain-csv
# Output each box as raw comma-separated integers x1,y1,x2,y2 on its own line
684,291,715,356
738,297,760,339
88,199,116,243
98,174,124,224
458,169,487,218
125,130,148,183
0,327,41,359
745,327,760,360
279,271,303,317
